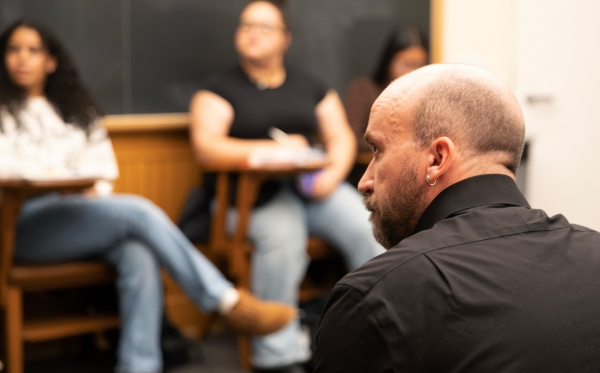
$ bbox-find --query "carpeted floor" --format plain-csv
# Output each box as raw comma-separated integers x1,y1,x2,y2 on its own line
24,333,245,373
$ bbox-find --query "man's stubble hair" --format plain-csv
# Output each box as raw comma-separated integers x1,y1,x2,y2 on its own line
412,72,525,174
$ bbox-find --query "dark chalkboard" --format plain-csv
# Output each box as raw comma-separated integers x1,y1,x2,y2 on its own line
0,0,429,114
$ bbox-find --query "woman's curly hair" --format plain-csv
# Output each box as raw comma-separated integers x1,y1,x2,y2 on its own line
0,20,101,132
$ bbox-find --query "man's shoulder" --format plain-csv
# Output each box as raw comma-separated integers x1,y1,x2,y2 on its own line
337,232,437,295
335,211,492,296
338,205,600,296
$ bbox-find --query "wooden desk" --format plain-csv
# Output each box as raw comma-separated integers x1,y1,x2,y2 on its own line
202,161,330,288
200,160,331,368
104,113,197,222
103,114,338,345
104,114,208,338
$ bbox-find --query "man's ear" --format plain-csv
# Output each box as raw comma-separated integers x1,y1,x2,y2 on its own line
424,137,455,185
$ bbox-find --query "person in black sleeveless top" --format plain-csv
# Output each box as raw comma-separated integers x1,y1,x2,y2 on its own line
0,20,297,373
189,1,383,372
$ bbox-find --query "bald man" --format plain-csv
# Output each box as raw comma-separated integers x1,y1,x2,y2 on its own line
314,64,600,372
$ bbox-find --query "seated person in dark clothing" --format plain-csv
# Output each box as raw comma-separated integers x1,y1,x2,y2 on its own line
315,64,600,372
190,1,382,371
344,26,427,186
0,20,296,373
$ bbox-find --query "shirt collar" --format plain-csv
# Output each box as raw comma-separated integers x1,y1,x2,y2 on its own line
414,174,530,234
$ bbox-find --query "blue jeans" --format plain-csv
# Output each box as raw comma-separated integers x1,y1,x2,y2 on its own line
15,193,233,373
226,183,384,368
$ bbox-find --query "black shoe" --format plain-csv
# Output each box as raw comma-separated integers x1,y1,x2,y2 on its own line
252,363,306,373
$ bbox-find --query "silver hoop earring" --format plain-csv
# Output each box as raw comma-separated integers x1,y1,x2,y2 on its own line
426,174,436,186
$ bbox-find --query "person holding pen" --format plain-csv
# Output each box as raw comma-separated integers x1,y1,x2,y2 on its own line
0,19,297,373
189,1,383,372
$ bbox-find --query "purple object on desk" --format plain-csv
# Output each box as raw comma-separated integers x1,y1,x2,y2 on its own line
298,171,320,196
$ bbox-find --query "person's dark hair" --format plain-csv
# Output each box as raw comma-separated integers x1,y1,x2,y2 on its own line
249,0,292,32
0,20,101,132
412,70,525,174
372,26,428,87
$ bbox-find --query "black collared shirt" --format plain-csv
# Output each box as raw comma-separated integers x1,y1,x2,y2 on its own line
315,174,600,373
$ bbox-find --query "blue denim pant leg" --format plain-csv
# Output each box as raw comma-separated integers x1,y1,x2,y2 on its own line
15,193,233,373
306,182,385,270
104,240,163,373
226,188,311,368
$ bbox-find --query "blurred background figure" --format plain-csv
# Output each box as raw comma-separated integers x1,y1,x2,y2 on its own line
344,26,428,186
190,1,383,372
0,1,426,371
0,20,296,373
0,1,428,114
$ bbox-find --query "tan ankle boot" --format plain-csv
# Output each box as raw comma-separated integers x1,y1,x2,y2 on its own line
223,289,297,336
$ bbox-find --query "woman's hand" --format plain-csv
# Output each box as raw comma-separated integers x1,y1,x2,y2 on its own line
190,90,310,164
313,90,356,196
305,168,342,200
277,134,310,149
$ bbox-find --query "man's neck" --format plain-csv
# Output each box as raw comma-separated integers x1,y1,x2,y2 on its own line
425,163,516,208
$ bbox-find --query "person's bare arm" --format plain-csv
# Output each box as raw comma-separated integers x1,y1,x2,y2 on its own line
189,90,308,164
310,90,357,199
344,79,378,153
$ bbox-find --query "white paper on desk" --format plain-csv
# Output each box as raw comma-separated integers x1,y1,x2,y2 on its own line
0,168,101,182
247,147,327,168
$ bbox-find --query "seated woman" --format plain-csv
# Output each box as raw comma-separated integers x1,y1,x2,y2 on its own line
0,20,296,373
344,26,428,185
189,1,383,372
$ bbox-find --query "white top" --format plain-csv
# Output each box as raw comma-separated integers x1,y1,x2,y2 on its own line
0,97,119,195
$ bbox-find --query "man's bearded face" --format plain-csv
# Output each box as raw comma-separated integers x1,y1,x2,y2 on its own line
363,154,425,249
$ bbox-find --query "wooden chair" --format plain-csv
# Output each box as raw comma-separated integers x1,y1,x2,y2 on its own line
0,178,119,373
198,160,338,369
105,113,212,340
104,113,345,342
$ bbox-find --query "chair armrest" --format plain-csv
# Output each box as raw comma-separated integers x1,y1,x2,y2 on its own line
0,177,99,307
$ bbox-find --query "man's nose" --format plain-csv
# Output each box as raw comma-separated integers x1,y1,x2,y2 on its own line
358,162,374,195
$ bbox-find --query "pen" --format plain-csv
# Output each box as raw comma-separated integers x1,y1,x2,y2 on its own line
268,127,289,144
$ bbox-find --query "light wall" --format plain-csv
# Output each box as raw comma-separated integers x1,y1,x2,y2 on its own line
431,0,524,190
433,0,518,88
432,0,600,230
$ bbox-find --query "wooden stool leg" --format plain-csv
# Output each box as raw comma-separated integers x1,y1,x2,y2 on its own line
238,335,251,370
5,287,23,373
